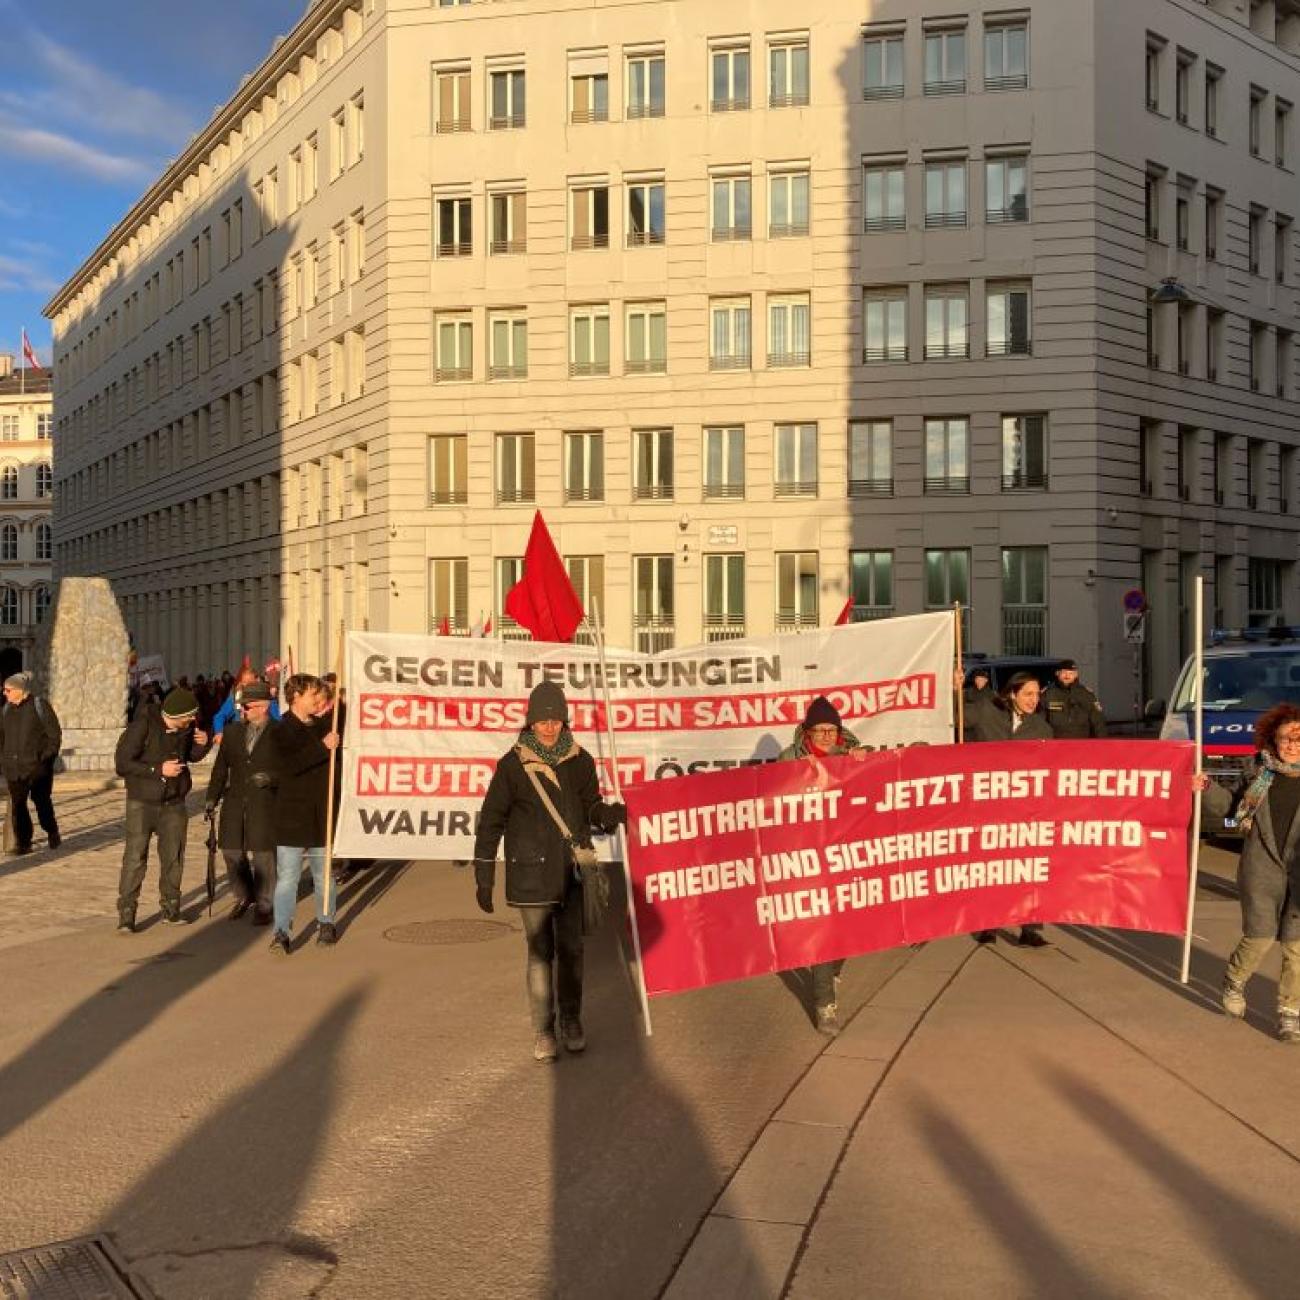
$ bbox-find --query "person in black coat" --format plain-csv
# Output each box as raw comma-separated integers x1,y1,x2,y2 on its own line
114,686,212,931
1041,658,1107,738
269,674,340,954
0,671,62,855
473,681,626,1062
206,680,278,924
967,672,1054,948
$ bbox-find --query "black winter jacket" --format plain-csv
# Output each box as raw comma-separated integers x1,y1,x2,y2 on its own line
473,736,613,905
207,720,278,852
0,696,61,782
966,695,1054,742
271,713,333,848
115,706,213,804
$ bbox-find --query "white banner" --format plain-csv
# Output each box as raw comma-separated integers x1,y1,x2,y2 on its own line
335,613,955,860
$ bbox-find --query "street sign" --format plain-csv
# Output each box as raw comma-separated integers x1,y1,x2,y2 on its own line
1123,588,1148,613
1123,611,1147,644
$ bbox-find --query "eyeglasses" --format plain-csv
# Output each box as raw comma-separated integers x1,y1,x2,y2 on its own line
1275,732,1300,746
807,726,840,739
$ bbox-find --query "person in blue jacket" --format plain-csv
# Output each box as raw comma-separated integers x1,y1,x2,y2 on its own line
212,668,281,738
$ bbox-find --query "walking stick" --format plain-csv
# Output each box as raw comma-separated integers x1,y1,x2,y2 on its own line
322,622,346,921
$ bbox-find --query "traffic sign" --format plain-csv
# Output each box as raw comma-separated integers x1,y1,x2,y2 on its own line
1123,588,1148,613
1123,611,1147,644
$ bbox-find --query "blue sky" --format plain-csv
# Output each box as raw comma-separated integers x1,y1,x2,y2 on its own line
0,0,304,365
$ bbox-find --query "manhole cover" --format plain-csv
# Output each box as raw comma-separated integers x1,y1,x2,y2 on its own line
0,1235,144,1298
384,919,515,946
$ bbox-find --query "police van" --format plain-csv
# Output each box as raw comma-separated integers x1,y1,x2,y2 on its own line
1157,627,1300,824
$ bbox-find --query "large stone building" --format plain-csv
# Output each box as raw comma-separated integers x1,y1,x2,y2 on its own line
45,0,1300,714
0,355,54,677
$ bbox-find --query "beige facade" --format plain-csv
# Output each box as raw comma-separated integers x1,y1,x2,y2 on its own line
0,355,54,675
45,0,1300,715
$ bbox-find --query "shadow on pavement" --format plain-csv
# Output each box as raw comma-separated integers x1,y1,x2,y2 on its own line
1043,1064,1300,1297
332,860,411,940
910,1094,1126,1300
99,986,368,1293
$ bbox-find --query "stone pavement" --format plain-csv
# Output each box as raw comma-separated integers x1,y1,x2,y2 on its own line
1,805,1298,1299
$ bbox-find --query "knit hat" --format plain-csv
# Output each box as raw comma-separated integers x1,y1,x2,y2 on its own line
525,681,569,726
161,687,200,720
4,671,32,693
803,696,842,731
239,681,273,704
1057,658,1078,671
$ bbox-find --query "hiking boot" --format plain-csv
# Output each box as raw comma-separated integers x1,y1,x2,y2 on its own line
116,918,135,935
160,911,191,926
533,1031,559,1063
560,1018,586,1053
8,844,32,857
974,930,997,945
1018,928,1049,949
229,898,252,921
1278,1007,1300,1044
269,930,292,956
1222,977,1247,1019
47,831,61,850
815,1004,840,1036
316,922,338,947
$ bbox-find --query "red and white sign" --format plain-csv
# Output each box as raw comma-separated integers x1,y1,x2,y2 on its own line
624,740,1195,996
334,615,955,859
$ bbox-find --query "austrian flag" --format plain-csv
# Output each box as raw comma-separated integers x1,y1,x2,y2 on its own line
21,330,38,370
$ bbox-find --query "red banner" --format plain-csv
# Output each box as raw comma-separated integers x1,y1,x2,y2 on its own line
625,741,1195,996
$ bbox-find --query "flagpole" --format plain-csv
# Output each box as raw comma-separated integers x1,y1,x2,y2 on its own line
19,329,25,396
953,601,965,744
1180,575,1205,985
588,597,653,1037
322,621,346,922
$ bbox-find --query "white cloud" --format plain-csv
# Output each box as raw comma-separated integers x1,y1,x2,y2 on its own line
0,252,61,296
0,118,155,185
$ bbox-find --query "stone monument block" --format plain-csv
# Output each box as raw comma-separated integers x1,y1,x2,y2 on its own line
33,577,130,772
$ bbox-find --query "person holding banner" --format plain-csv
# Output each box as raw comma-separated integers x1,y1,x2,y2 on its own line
967,672,1053,948
1202,704,1300,1043
472,682,626,1063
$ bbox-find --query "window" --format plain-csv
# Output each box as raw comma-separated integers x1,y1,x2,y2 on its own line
0,417,16,441
864,162,905,232
1281,446,1294,513
924,418,969,492
1278,100,1292,168
436,67,472,133
0,588,16,626
1249,208,1265,274
1205,189,1221,260
570,184,609,250
1176,193,1190,250
768,294,811,367
924,160,966,227
769,169,809,238
1206,309,1223,382
565,557,605,639
489,311,528,380
850,551,893,621
849,420,892,496
710,297,752,369
633,428,673,500
0,525,16,561
1145,37,1163,112
570,69,609,123
1176,425,1195,501
349,92,365,161
35,523,51,561
435,313,473,382
774,422,817,497
627,179,665,245
925,550,970,625
769,38,809,108
1248,558,1284,628
330,109,346,178
863,29,904,100
863,289,907,362
1278,330,1293,399
304,134,319,200
36,463,52,498
1251,87,1266,158
711,173,752,240
704,426,745,499
1246,439,1262,510
1213,431,1229,505
496,432,535,505
34,583,52,633
490,190,526,255
1276,215,1291,285
711,45,751,112
984,22,1027,91
626,302,667,374
349,209,366,279
985,155,1028,223
1177,305,1193,376
429,557,469,635
1175,51,1193,124
429,434,468,505
1204,65,1221,137
570,304,610,376
776,552,819,630
626,50,665,119
564,431,604,502
436,196,472,257
1145,171,1162,241
704,554,746,641
987,282,1031,356
1001,415,1047,490
1002,547,1048,655
490,68,525,130
924,26,966,96
634,555,674,653
925,285,968,359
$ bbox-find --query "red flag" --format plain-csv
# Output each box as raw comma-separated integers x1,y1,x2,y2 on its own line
834,597,855,626
482,615,492,637
21,330,37,370
438,615,451,637
505,512,584,642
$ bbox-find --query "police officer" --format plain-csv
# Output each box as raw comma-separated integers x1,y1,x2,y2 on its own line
1042,659,1107,739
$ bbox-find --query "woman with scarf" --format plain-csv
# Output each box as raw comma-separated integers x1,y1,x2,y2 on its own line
474,681,626,1062
779,696,863,1034
966,671,1054,948
1202,703,1300,1043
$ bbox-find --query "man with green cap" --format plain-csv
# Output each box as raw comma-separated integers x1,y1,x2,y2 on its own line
114,685,211,931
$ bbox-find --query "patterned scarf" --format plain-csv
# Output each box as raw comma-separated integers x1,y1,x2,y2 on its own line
518,727,574,770
1234,750,1300,833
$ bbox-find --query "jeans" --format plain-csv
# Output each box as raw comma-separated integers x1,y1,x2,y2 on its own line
810,959,845,1010
118,800,189,922
1227,936,1300,1010
273,845,334,934
519,890,585,1033
8,771,58,849
224,849,276,913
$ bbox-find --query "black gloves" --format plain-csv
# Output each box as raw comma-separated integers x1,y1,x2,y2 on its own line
595,801,627,832
475,884,495,914
250,771,275,788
